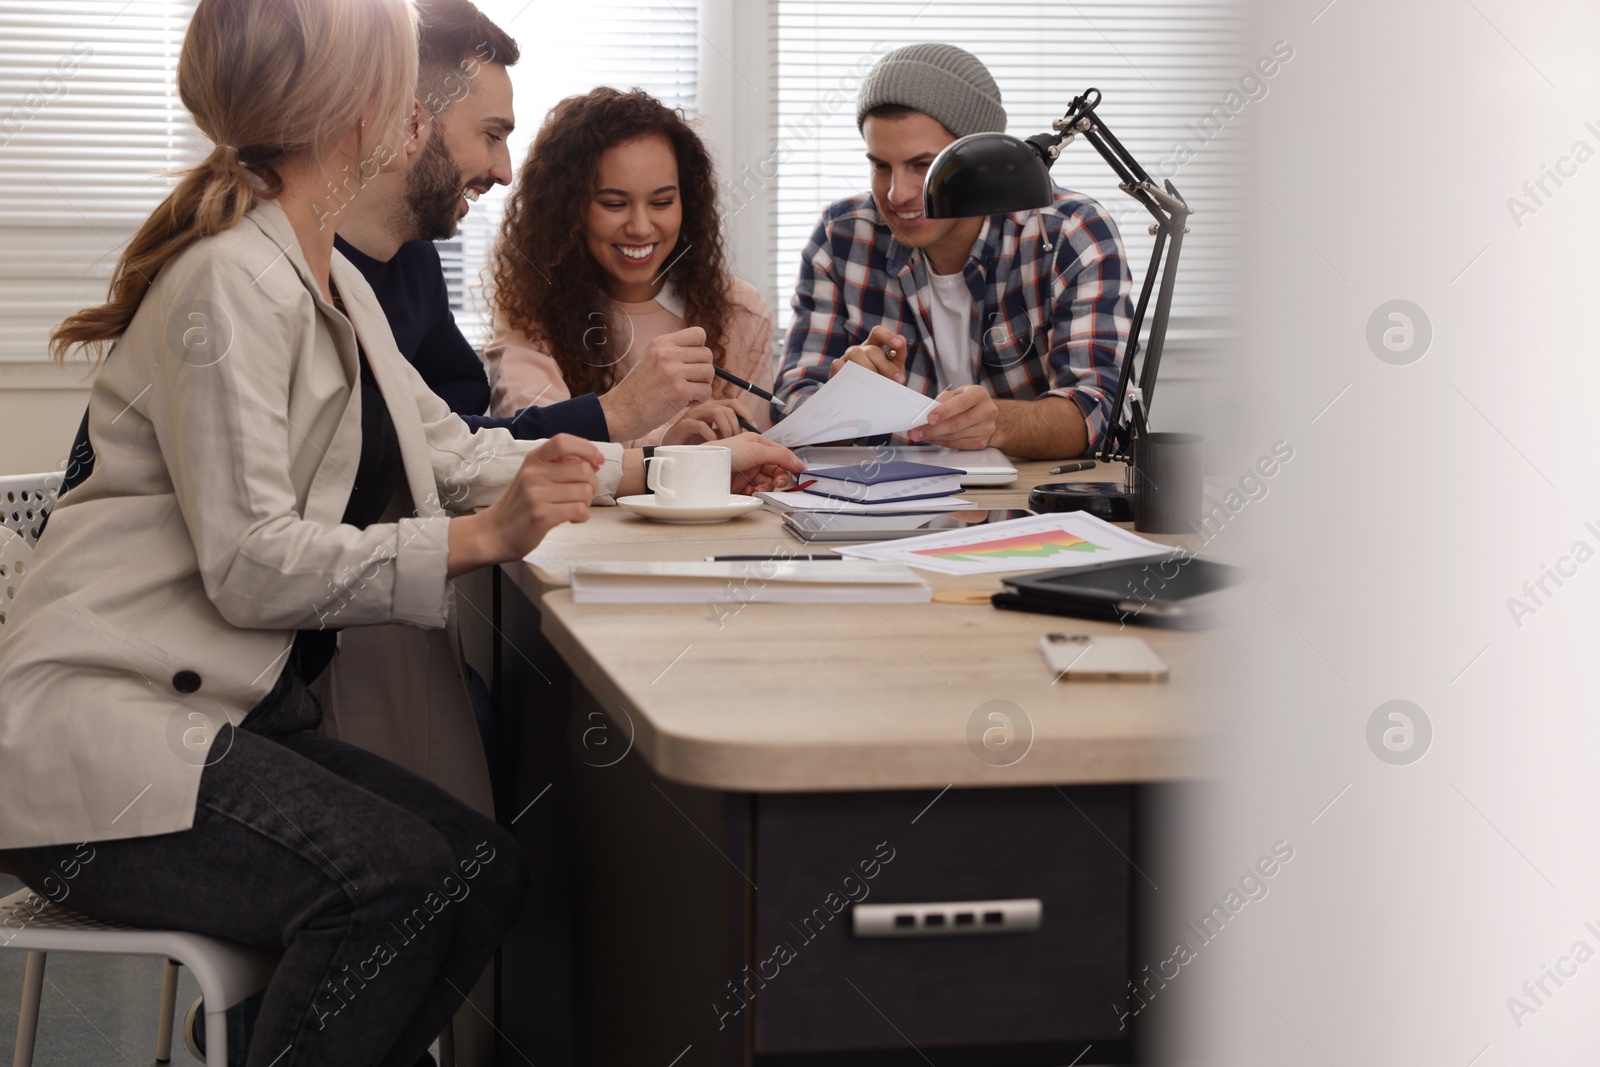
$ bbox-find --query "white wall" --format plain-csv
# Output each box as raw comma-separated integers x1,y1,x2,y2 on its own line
1161,2,1600,1063
696,0,774,288
0,364,88,476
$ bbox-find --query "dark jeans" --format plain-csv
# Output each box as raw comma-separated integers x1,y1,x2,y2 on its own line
1,666,530,1067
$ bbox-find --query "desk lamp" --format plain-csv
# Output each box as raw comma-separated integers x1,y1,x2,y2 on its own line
923,88,1191,519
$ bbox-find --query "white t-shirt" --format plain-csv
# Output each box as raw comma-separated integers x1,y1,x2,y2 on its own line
927,268,976,394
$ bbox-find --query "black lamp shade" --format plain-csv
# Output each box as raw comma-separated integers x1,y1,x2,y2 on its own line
923,132,1055,218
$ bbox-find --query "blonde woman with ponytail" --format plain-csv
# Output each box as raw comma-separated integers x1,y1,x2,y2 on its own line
0,0,640,1060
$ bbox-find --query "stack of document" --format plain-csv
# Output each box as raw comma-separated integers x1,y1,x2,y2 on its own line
571,560,932,603
757,490,975,514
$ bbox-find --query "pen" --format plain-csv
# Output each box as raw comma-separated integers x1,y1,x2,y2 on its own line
707,555,844,562
1049,461,1097,475
736,414,759,434
714,366,788,415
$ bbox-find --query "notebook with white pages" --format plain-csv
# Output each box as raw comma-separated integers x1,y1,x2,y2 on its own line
570,560,932,604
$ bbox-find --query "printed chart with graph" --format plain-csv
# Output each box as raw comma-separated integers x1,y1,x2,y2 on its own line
912,527,1109,565
836,512,1169,576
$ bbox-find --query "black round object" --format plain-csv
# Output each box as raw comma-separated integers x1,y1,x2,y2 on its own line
172,669,202,694
1027,481,1135,522
924,132,1055,219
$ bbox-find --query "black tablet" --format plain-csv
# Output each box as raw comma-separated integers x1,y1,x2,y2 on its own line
996,557,1241,627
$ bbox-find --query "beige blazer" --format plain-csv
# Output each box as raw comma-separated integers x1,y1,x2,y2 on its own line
0,201,622,849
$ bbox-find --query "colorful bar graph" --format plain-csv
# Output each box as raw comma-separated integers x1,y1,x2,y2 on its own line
912,530,1108,564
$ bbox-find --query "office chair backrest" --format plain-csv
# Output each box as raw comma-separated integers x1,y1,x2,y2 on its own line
0,472,61,547
0,472,62,632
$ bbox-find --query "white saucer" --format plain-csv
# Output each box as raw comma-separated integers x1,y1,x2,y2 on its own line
616,494,763,524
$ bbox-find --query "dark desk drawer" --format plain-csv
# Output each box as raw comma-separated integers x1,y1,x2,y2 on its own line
749,785,1131,1054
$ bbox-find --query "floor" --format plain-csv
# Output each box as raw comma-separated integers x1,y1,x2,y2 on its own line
0,874,207,1065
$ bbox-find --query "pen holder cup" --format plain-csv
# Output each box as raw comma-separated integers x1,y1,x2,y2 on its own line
1131,432,1204,534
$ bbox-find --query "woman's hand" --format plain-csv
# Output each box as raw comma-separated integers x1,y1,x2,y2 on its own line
448,435,601,576
598,326,715,441
662,398,749,444
723,432,807,495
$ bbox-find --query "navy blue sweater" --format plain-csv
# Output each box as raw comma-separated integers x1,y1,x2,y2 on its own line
333,236,609,441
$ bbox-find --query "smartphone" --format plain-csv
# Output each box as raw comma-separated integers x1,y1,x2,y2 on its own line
1039,633,1168,681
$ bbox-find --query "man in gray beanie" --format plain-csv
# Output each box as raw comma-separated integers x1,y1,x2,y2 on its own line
775,43,1133,459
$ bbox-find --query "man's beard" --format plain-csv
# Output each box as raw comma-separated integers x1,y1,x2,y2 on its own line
403,128,465,243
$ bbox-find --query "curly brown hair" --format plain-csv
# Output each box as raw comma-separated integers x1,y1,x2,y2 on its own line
490,87,733,399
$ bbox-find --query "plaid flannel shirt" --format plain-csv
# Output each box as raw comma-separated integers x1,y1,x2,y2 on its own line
776,191,1133,450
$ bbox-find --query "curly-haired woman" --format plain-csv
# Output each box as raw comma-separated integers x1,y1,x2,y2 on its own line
487,87,775,447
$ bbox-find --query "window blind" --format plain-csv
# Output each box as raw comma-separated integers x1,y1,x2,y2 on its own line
770,0,1251,349
0,0,697,363
449,0,700,346
0,0,203,364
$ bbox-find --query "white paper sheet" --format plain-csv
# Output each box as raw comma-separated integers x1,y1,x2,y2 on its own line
765,361,940,447
833,512,1171,576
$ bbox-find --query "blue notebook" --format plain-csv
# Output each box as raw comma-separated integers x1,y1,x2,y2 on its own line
800,461,965,503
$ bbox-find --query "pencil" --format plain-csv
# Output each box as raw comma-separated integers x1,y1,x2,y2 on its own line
714,366,788,414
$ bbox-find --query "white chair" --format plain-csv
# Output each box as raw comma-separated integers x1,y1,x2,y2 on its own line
1,887,279,1067
0,472,59,547
0,472,61,633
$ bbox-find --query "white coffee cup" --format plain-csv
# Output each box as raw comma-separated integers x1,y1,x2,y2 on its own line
645,444,732,507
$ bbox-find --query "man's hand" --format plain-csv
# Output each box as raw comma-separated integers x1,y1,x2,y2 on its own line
598,326,715,441
661,398,748,445
723,432,807,495
447,435,601,576
829,324,907,384
909,385,998,450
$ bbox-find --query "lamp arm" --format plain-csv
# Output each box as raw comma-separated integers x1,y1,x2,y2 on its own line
1097,228,1168,463
1097,206,1189,462
1082,120,1155,189
1138,216,1187,403
1041,89,1153,189
1039,90,1192,461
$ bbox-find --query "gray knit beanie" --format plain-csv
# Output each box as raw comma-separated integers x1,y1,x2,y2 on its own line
855,43,1006,138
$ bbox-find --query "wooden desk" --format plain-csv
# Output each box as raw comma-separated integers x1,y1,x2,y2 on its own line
485,461,1202,1067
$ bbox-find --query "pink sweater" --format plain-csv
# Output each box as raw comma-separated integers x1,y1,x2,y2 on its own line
485,276,775,448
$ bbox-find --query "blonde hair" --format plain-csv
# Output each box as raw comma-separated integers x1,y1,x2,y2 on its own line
50,0,418,363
